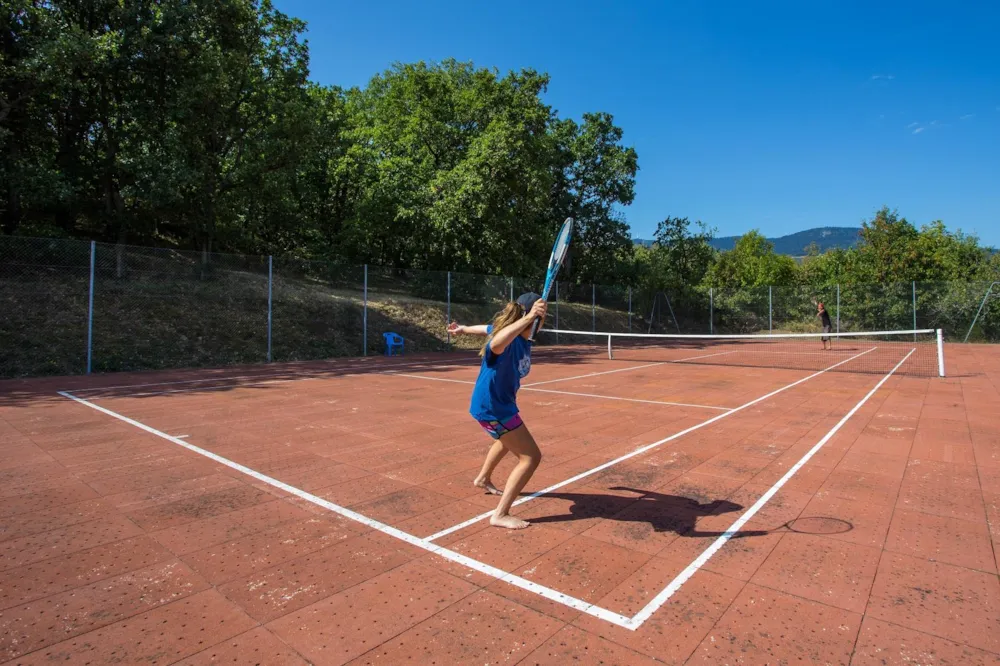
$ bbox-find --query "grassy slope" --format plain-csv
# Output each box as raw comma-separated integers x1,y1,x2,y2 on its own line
0,269,635,379
3,267,993,379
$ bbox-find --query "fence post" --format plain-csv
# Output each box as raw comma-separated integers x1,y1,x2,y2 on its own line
628,287,632,333
912,281,917,340
768,285,772,333
836,284,840,334
964,282,999,343
267,256,273,362
555,281,559,343
592,283,596,333
446,271,451,348
363,265,368,356
86,241,95,374
709,288,714,334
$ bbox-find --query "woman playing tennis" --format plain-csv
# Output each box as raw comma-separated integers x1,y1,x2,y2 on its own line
447,292,547,529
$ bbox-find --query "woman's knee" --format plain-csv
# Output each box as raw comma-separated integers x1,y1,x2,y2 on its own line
522,448,541,469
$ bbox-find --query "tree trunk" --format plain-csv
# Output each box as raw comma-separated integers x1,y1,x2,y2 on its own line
200,191,214,280
2,143,21,234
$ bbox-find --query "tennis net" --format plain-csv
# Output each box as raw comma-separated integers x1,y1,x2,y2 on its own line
535,328,945,377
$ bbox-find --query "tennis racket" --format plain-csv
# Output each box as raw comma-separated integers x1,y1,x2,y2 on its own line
528,217,574,341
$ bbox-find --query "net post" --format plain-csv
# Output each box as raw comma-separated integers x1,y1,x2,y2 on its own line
446,271,451,348
363,264,368,356
607,333,613,359
937,328,945,377
912,281,917,341
836,284,840,333
509,277,513,301
592,283,596,334
768,285,772,333
709,288,714,334
86,240,95,375
267,255,273,363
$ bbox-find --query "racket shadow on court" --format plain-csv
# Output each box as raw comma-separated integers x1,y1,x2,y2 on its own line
525,486,853,538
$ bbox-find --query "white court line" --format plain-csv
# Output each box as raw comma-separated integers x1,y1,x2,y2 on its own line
626,347,916,628
89,377,316,399
523,362,664,386
68,359,480,394
522,387,730,411
77,364,477,399
70,373,316,393
424,346,878,542
523,351,736,388
57,390,634,629
385,373,473,385
386,373,730,411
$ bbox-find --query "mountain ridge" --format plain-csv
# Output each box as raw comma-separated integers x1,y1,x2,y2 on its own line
633,226,862,256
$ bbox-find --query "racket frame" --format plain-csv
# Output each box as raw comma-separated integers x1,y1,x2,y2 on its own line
529,217,573,341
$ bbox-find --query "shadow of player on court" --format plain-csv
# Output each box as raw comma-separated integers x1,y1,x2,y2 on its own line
526,486,770,538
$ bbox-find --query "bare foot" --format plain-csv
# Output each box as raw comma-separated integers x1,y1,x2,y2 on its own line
490,514,530,529
474,478,502,495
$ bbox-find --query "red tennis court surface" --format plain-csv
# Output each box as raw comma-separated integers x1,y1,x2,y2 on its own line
1,343,998,664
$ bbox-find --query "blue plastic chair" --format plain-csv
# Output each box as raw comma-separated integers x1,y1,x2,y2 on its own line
383,332,404,356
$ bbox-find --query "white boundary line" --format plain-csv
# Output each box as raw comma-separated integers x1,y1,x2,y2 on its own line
87,377,317,399
626,347,916,627
67,359,480,394
524,362,664,387
384,373,472,385
386,373,730,411
95,366,476,399
523,351,736,388
424,346,878,542
56,390,634,629
523,387,730,411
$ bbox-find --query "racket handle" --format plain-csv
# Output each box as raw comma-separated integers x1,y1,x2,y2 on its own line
527,316,542,342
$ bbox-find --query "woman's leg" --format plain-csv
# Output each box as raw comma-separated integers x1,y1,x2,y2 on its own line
490,423,542,529
474,439,507,495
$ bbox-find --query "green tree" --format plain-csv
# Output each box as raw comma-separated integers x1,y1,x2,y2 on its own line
913,220,990,281
165,0,312,260
547,113,638,283
337,60,638,279
646,216,714,291
850,206,920,283
705,230,797,288
338,60,556,274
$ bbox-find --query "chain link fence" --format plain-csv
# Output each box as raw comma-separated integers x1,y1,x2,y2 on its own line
2,235,998,378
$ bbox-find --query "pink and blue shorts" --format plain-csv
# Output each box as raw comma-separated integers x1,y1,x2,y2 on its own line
476,414,524,439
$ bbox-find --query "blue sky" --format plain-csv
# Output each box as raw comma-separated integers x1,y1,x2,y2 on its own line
275,0,1000,247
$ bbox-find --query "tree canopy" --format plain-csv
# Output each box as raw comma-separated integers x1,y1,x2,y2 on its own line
2,2,996,290
1,2,639,282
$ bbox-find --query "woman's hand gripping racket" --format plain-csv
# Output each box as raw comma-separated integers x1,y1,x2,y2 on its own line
528,217,573,341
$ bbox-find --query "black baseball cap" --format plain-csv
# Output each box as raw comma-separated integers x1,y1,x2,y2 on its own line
516,292,541,310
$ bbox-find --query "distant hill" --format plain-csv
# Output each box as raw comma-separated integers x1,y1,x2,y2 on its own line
633,226,862,256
